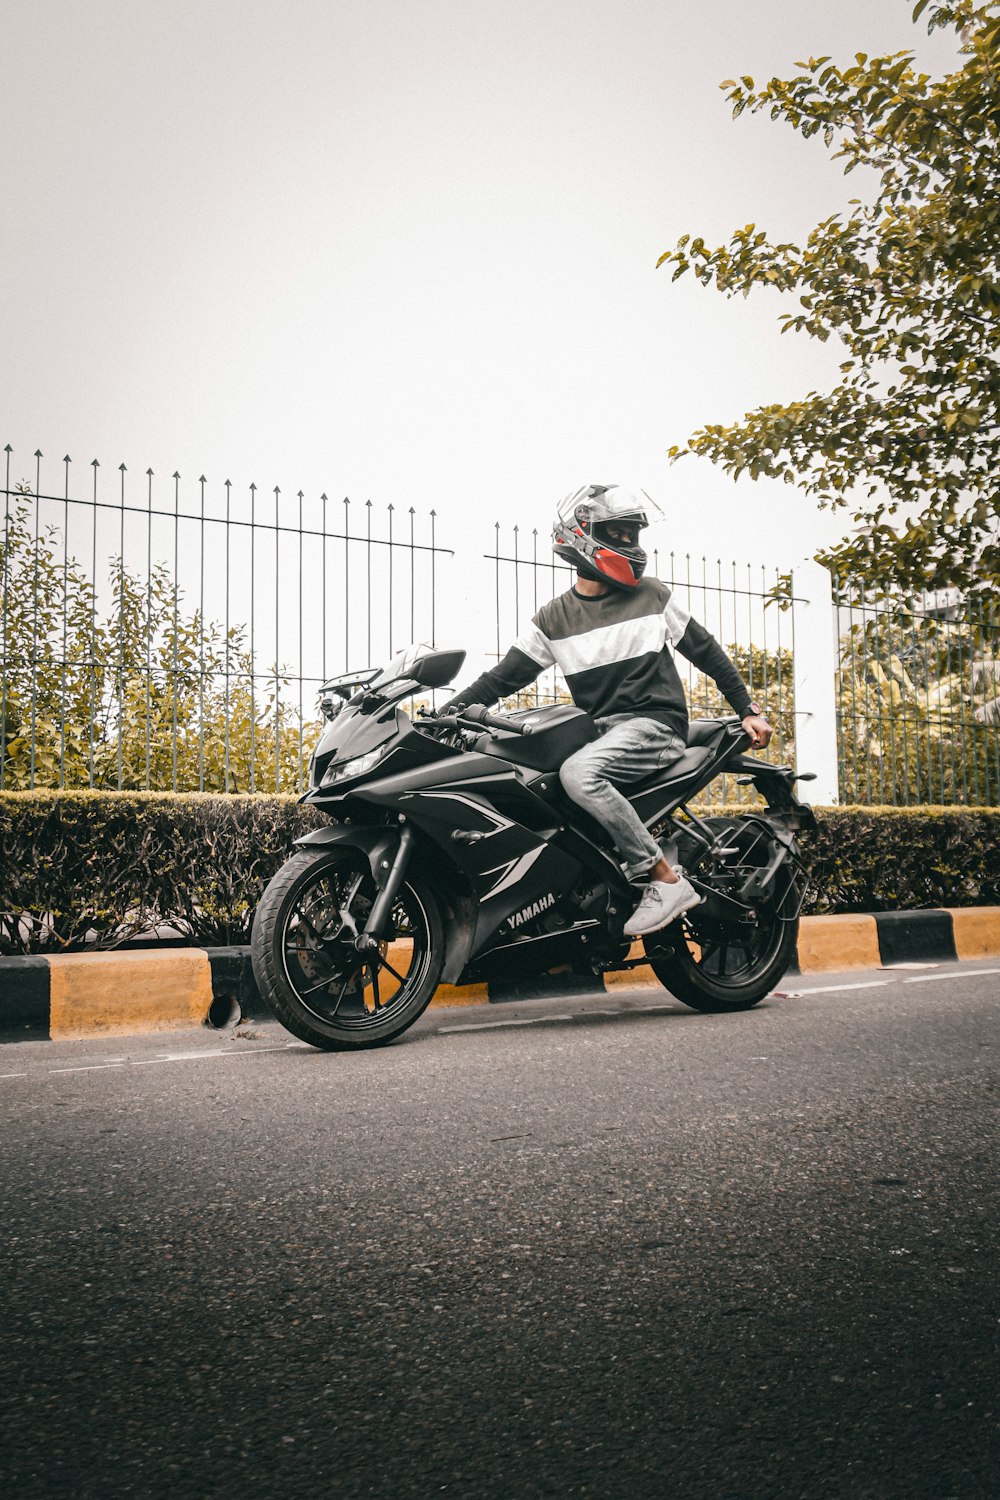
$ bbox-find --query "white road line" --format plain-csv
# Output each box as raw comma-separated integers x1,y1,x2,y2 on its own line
50,1063,128,1074
784,981,890,996
440,1019,545,1033
439,1015,575,1033
904,967,1000,985
129,1043,309,1066
8,1044,310,1081
439,1007,676,1033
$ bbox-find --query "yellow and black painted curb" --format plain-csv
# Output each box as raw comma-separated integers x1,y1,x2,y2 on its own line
2,907,998,1042
0,945,489,1043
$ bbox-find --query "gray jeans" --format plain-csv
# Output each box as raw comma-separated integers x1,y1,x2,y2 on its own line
559,714,686,880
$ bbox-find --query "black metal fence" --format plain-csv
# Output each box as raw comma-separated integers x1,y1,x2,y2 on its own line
834,579,1000,806
6,439,999,807
1,445,449,794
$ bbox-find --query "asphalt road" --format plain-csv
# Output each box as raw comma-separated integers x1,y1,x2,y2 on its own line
2,961,999,1499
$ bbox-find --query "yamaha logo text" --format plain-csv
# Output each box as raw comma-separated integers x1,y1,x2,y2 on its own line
507,892,556,930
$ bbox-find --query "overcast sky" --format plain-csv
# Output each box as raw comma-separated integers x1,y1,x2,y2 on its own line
3,0,961,597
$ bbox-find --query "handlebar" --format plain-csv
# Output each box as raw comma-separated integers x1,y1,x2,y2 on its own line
417,705,530,736
458,704,530,735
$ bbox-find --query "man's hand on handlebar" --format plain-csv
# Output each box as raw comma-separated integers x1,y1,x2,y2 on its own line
741,712,773,749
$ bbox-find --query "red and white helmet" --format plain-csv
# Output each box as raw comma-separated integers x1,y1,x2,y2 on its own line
552,484,661,589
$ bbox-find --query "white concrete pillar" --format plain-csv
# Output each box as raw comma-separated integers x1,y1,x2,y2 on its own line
792,559,841,805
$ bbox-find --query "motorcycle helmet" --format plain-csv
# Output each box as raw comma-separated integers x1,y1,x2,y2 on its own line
552,484,661,589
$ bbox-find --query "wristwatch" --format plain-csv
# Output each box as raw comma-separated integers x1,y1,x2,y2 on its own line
745,702,765,718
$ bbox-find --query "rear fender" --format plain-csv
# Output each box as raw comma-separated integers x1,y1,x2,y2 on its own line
293,823,479,986
729,755,818,834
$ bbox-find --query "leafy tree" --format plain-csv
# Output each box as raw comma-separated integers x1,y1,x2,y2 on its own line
659,1,1000,597
1,496,320,792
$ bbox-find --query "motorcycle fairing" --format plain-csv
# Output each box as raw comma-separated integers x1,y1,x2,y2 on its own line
347,751,515,805
371,781,588,951
349,750,641,950
307,744,637,974
295,804,593,978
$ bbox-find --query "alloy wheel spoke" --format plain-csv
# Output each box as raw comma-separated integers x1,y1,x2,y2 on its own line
342,872,367,919
327,976,352,1017
377,955,408,986
299,971,348,999
293,903,339,941
293,908,322,938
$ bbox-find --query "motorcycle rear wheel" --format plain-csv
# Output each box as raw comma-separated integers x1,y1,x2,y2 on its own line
251,847,444,1050
642,868,799,1013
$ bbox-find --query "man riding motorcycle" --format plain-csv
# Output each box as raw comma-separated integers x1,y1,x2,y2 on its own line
442,484,773,938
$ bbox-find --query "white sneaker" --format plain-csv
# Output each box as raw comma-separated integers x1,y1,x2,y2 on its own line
623,875,702,937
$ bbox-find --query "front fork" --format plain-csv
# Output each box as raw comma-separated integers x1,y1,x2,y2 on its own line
354,823,415,953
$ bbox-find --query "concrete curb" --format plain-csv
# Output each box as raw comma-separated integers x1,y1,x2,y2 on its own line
2,907,998,1042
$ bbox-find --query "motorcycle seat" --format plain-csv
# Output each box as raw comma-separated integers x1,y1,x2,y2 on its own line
607,719,728,798
626,745,714,798
686,717,730,747
546,745,716,846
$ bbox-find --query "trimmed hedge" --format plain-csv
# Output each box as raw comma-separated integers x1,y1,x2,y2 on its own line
0,792,323,954
803,806,1000,915
1,792,999,955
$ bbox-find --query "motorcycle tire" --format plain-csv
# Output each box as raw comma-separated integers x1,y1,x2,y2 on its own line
642,866,799,1013
251,846,445,1050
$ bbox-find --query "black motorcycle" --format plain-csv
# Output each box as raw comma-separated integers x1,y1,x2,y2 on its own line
251,644,816,1051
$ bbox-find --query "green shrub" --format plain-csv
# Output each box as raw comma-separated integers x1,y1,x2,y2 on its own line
803,805,1000,915
1,794,998,956
0,791,322,953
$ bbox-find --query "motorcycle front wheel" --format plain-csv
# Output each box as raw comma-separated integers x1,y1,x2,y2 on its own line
251,847,445,1050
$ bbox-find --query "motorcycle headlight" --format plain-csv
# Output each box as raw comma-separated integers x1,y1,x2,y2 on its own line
320,746,387,787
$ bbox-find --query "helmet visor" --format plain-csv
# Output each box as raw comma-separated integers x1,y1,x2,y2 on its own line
555,484,663,532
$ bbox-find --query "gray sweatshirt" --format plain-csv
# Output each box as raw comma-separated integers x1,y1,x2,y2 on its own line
444,577,753,738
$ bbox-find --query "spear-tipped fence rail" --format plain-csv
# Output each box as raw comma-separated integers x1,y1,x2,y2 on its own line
4,442,998,806
1,445,449,795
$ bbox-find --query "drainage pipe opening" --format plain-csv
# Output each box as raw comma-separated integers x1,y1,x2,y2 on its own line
207,993,241,1030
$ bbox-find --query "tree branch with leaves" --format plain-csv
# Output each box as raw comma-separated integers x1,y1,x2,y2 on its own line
659,0,1000,596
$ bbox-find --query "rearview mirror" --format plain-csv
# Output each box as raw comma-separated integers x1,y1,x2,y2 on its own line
409,648,466,688
368,644,467,694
